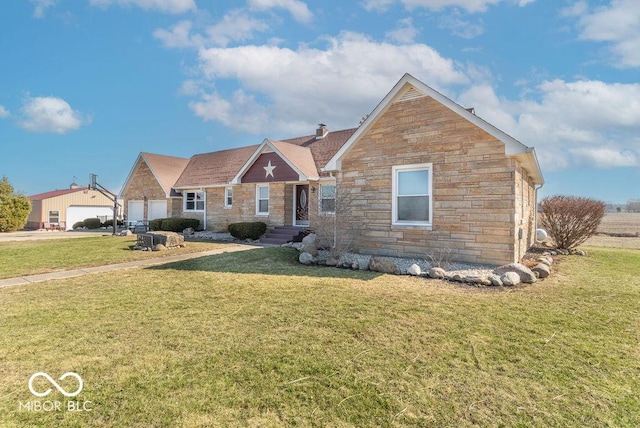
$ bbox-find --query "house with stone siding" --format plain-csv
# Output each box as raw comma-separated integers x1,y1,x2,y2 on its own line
120,73,543,265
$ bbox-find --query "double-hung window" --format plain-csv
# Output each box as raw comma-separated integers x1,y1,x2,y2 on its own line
184,191,205,211
224,187,233,208
392,163,432,227
256,185,269,215
49,210,60,224
319,184,336,214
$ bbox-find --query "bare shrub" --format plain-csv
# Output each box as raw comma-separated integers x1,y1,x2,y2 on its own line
309,186,359,258
539,195,606,249
425,246,452,270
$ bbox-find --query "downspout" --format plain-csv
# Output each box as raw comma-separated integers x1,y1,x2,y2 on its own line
202,189,207,231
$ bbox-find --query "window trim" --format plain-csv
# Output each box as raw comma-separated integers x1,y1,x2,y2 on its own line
224,187,233,209
391,163,433,228
318,184,336,215
256,184,269,216
184,190,205,212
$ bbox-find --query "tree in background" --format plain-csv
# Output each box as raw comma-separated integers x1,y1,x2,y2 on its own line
0,176,31,232
627,199,640,213
539,195,606,249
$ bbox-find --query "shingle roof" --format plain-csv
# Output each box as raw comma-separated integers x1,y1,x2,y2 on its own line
173,145,260,188
279,128,358,177
29,187,86,201
141,152,190,196
156,127,357,189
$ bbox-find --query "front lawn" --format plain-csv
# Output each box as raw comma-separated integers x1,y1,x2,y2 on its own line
0,236,228,279
0,247,638,427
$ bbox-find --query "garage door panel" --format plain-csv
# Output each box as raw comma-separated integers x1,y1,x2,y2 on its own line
127,201,144,223
66,206,114,230
148,200,167,220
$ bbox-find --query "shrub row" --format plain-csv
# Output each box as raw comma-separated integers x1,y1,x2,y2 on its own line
73,219,123,229
149,217,200,232
228,222,267,240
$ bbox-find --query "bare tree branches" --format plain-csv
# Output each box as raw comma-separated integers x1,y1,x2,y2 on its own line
539,195,606,249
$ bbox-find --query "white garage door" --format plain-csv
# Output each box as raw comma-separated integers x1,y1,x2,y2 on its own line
66,206,114,230
148,200,167,220
127,200,144,223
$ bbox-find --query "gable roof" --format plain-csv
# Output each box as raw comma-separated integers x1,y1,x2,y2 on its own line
323,73,544,185
173,145,260,189
29,187,87,201
231,139,320,184
120,152,190,198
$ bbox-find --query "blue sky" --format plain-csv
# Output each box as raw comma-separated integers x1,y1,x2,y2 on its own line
1,0,639,203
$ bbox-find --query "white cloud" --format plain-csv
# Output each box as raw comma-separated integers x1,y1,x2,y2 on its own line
572,0,640,68
153,20,194,48
30,0,56,18
190,32,468,135
89,0,196,14
459,79,640,170
362,0,531,13
154,11,269,49
559,0,588,18
248,0,313,23
204,10,269,47
0,106,10,118
438,11,485,38
386,18,420,43
19,96,90,134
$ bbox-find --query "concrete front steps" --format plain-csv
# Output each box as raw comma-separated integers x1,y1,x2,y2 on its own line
260,226,307,246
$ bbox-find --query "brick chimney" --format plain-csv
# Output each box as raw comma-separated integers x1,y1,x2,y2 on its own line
316,123,328,140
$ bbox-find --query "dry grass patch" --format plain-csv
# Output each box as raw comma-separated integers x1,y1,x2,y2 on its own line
0,247,638,427
0,236,227,279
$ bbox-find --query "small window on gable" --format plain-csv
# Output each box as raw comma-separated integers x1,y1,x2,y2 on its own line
256,185,269,215
392,164,432,227
49,210,60,224
224,187,233,208
319,184,336,214
185,191,205,211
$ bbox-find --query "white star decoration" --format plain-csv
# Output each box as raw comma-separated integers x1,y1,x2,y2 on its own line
264,160,276,178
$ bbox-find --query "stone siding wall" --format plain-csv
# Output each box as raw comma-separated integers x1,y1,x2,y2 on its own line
122,159,168,221
338,94,530,265
203,183,288,232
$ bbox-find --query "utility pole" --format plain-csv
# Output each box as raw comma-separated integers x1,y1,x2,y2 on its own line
89,173,120,236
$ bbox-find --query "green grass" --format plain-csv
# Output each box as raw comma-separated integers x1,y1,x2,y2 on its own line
0,247,638,427
0,236,228,279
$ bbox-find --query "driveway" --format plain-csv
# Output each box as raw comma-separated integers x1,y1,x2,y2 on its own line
0,229,117,242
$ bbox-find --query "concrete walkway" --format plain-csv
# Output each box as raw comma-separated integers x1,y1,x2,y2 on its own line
0,243,261,289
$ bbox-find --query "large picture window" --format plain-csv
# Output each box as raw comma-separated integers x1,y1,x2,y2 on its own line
256,185,269,215
392,164,432,227
184,191,205,211
319,184,336,214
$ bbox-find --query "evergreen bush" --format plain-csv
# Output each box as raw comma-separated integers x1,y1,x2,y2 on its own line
228,222,267,240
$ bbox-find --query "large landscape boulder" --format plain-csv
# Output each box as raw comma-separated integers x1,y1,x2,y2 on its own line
501,271,521,286
369,256,400,274
428,267,446,279
532,263,551,278
407,264,422,276
300,233,318,256
493,263,537,284
146,231,184,248
299,252,315,265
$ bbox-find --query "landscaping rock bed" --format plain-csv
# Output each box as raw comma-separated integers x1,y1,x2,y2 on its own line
287,233,568,287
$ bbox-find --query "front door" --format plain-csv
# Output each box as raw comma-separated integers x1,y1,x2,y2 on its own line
295,185,309,226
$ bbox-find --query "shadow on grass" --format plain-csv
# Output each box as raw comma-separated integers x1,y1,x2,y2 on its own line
147,247,382,280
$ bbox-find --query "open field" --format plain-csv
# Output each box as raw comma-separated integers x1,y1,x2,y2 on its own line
0,247,638,427
596,212,640,235
0,236,227,279
584,212,640,249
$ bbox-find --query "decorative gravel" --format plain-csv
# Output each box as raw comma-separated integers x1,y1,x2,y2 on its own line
191,231,239,242
323,250,495,276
